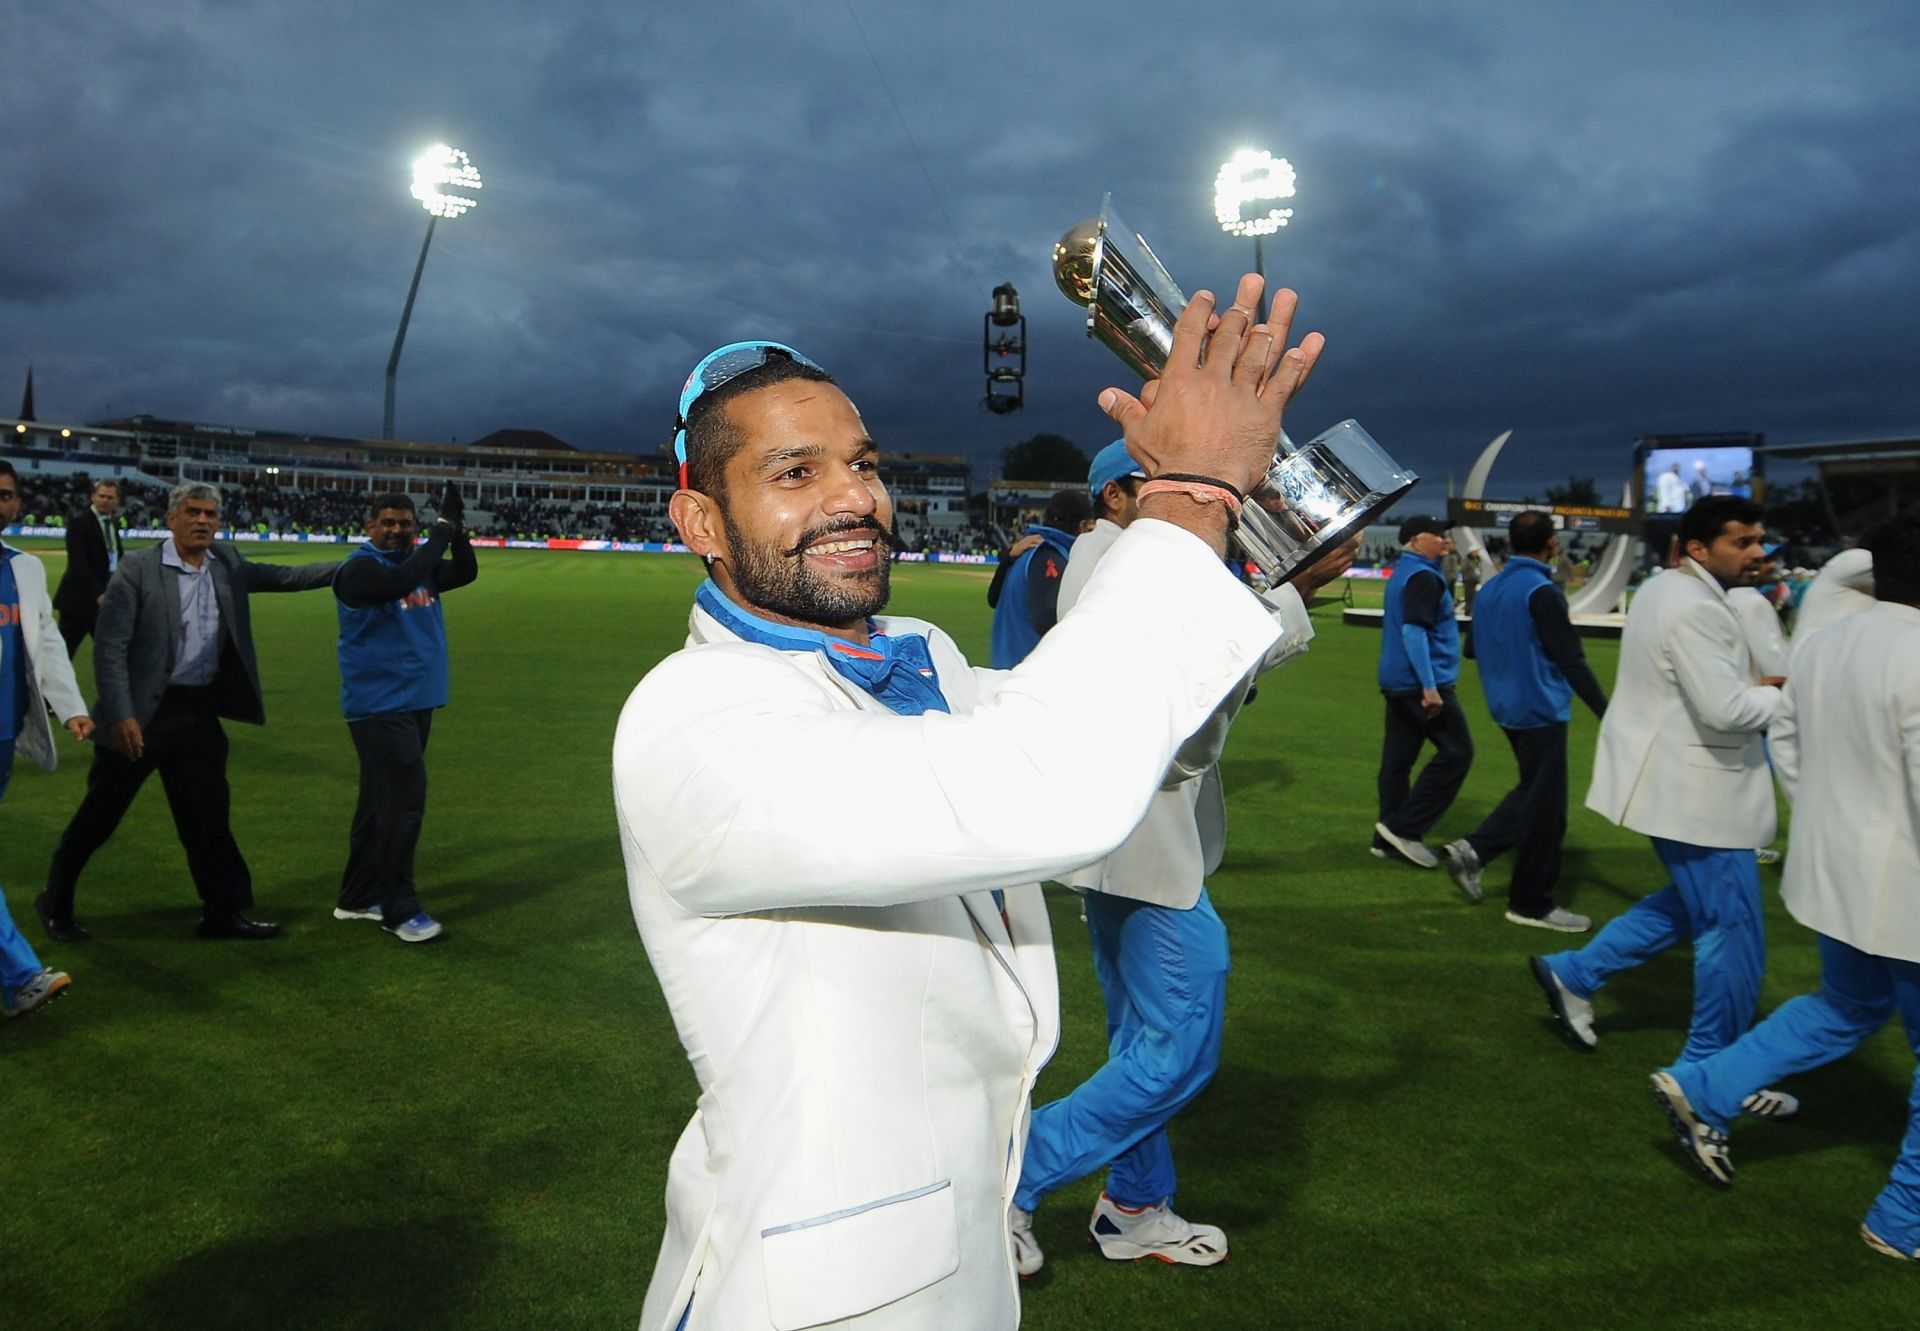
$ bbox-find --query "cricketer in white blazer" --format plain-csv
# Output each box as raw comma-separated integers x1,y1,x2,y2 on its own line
1649,577,1920,1254
1772,601,1920,962
614,523,1282,1331
1585,559,1784,849
1009,513,1320,1254
1536,523,1788,1061
1,541,92,767
1055,518,1315,908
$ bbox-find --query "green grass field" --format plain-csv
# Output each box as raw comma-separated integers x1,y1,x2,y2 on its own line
2,546,1910,1329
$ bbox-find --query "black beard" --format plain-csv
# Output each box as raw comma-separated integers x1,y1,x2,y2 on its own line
719,510,893,627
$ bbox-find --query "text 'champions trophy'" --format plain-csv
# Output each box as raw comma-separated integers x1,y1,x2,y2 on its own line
1053,195,1417,584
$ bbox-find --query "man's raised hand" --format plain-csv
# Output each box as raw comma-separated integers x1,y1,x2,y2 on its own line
1099,273,1324,498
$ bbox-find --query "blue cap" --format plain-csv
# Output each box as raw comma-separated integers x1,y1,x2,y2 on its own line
1087,439,1146,497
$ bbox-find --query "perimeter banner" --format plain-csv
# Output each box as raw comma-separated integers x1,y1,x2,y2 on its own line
1445,499,1640,535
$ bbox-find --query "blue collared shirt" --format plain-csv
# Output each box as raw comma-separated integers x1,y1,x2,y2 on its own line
160,539,222,687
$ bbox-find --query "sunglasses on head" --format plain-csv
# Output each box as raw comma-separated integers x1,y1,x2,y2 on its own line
672,341,822,489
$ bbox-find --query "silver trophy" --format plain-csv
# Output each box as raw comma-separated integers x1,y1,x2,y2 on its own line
1053,194,1417,585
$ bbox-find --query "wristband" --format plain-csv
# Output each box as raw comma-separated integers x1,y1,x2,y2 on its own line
1138,479,1242,529
1150,472,1247,503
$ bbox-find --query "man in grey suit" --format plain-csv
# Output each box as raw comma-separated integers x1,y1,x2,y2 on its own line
34,483,338,941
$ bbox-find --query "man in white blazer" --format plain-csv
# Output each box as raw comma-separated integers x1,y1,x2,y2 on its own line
1008,439,1345,1273
1529,497,1789,1068
614,276,1326,1331
0,460,94,1019
1648,512,1920,1261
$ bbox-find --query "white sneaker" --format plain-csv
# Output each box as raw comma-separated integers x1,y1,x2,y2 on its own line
1740,1087,1800,1120
1649,1070,1733,1185
1861,1223,1918,1261
1755,847,1783,866
1439,839,1484,903
384,912,444,943
332,906,383,922
1088,1193,1228,1266
1527,956,1597,1049
1373,822,1439,870
1009,1206,1043,1277
1505,907,1592,934
4,968,71,1019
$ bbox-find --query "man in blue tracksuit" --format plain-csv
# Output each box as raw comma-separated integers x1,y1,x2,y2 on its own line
1374,516,1473,869
1438,511,1607,930
988,488,1091,669
333,486,476,944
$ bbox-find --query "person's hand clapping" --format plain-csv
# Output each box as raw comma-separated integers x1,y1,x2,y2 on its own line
438,481,465,530
1098,273,1324,498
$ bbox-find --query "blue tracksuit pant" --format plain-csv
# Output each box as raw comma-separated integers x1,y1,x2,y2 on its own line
0,739,45,1001
0,891,40,1002
1665,932,1920,1253
1015,888,1229,1212
1541,837,1764,1063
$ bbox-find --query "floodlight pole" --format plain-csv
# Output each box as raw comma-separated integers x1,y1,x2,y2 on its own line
383,213,438,441
1253,234,1266,322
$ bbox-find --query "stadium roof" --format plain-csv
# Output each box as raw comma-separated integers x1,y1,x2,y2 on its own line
1754,435,1920,464
468,428,579,454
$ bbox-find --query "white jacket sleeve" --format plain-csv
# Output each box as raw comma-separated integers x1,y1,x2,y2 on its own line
17,555,87,721
1666,607,1784,734
1255,582,1314,673
1164,581,1314,784
615,520,1280,914
1769,677,1799,804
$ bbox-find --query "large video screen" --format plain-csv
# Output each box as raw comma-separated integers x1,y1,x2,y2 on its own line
1643,445,1756,513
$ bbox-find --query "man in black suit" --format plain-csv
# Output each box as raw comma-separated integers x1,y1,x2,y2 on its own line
35,482,338,942
53,478,125,658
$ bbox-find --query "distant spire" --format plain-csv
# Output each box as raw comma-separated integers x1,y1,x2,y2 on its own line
18,364,34,421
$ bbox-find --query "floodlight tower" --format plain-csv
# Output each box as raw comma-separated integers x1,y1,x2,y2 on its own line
1213,148,1296,319
384,143,482,440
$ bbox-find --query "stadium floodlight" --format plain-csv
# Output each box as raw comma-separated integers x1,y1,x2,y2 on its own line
384,142,483,439
1213,148,1296,318
1214,148,1295,238
410,143,483,219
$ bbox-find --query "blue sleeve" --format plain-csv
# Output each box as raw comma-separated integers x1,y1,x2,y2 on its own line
1025,545,1067,634
1400,624,1437,690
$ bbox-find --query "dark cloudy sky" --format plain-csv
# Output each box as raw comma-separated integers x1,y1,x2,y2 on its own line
6,2,1916,506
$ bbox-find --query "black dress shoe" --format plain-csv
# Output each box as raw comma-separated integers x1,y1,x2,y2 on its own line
33,891,90,942
196,912,282,940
